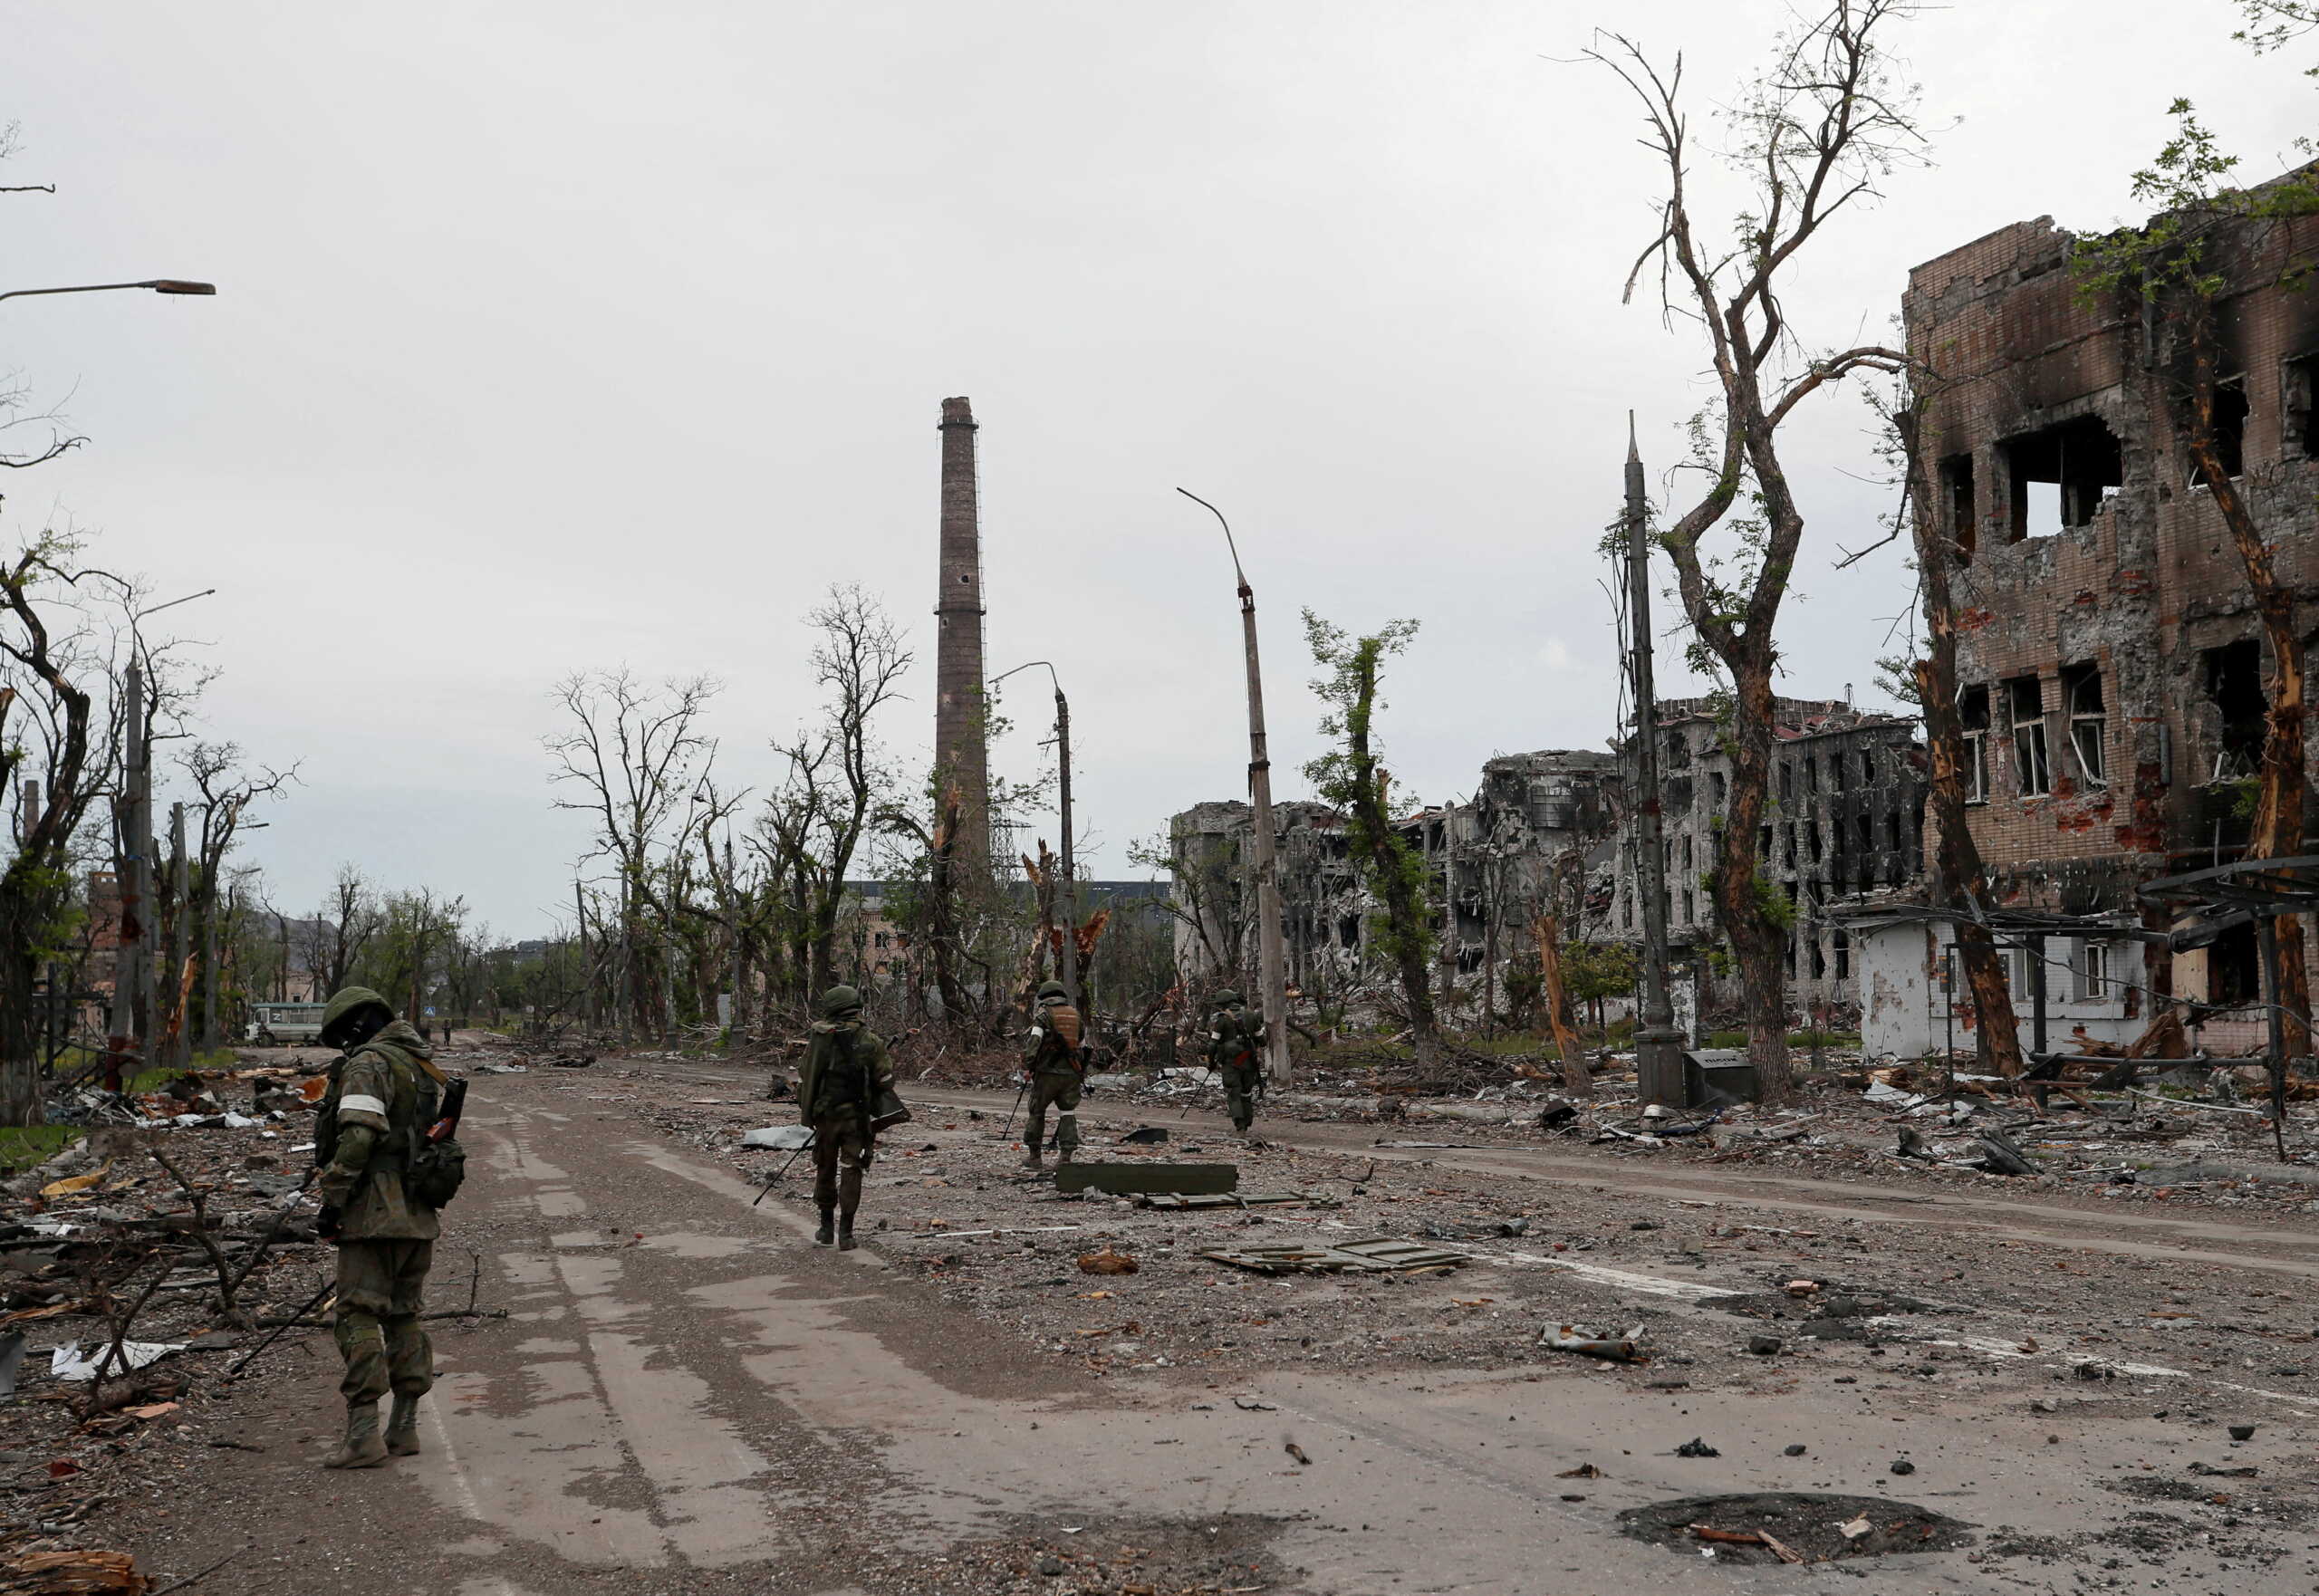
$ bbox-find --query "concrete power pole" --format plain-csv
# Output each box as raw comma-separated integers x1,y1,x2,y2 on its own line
1179,489,1290,1087
934,397,991,882
105,661,151,1091
1625,419,1687,1108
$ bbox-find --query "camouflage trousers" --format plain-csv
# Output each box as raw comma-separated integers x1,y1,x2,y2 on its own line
1223,1063,1263,1132
333,1238,434,1405
811,1111,872,1216
1025,1072,1083,1158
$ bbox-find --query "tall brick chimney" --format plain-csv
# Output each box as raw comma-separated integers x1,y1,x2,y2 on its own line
934,396,989,880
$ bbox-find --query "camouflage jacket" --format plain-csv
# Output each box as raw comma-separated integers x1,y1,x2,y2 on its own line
1024,1002,1084,1078
799,1020,894,1126
1208,1005,1265,1073
319,1022,442,1242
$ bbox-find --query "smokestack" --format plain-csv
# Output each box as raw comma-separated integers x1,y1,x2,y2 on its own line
934,397,990,879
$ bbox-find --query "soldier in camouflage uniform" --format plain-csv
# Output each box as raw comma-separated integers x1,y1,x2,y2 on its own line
1208,988,1266,1136
1020,980,1084,1169
797,985,894,1251
314,985,446,1469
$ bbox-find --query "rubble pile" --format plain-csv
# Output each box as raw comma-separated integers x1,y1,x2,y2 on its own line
0,1043,502,1588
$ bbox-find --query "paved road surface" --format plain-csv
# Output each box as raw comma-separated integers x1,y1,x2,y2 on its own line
120,1065,2302,1594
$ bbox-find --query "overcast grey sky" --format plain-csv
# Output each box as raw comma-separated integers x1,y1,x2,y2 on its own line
5,2,2310,940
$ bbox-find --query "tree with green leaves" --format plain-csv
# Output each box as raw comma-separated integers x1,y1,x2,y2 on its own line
2072,101,2319,1059
1589,0,1935,1105
1300,611,1438,1062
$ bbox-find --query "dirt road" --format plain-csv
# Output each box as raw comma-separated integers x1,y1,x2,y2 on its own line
111,1062,2319,1594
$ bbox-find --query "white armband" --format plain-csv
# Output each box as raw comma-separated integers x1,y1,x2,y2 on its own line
339,1094,389,1118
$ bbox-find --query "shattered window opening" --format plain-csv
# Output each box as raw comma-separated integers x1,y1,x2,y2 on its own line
1959,686,1990,804
2189,378,2249,485
1855,813,1874,855
1806,821,1822,865
1338,914,1362,949
2003,414,2124,540
2201,639,2266,781
1939,452,1977,564
2210,921,2260,1006
1885,812,1902,852
1680,889,1693,925
1809,934,1826,980
2006,676,2050,798
1782,823,1796,870
2075,941,2112,1001
2285,353,2319,462
2063,662,2106,788
1804,755,1819,793
1780,763,1794,803
1709,771,1727,811
1833,928,1851,981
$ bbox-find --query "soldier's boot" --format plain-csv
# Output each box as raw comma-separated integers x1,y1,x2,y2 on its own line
837,1168,861,1251
814,1207,836,1246
322,1401,389,1470
1021,1112,1045,1168
385,1395,423,1457
1055,1112,1079,1166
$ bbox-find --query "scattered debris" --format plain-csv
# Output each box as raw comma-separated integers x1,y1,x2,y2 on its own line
1198,1237,1471,1275
740,1125,814,1150
1621,1494,1973,1566
1674,1437,1721,1457
1118,1127,1169,1145
1076,1248,1139,1276
1284,1441,1311,1466
1543,1323,1647,1363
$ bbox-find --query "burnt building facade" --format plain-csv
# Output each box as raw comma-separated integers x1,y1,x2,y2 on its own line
1168,749,1621,1013
1606,697,1928,1016
1902,196,2319,1043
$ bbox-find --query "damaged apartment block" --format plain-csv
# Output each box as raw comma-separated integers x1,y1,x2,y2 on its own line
1169,750,1620,1022
1606,697,1926,1032
1875,198,2319,1054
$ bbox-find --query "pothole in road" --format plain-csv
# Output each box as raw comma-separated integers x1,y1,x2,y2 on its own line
1619,1492,1975,1566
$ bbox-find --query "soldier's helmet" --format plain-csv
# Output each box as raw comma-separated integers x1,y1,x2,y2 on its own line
1214,988,1244,1008
817,985,863,1018
320,985,394,1049
1036,980,1068,1004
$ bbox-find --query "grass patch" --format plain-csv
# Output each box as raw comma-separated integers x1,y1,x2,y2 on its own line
0,1124,80,1174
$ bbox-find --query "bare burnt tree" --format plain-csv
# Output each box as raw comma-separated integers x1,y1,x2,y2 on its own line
760,586,911,999
0,534,124,1122
1589,0,1932,1102
307,864,380,996
1880,382,2027,1075
545,668,719,1035
182,741,294,1043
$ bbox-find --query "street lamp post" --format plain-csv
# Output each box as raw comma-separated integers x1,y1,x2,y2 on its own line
994,661,1079,1013
0,280,216,306
1178,488,1291,1089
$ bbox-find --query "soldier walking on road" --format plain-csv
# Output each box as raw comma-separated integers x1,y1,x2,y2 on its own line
1020,980,1085,1169
1208,988,1267,1137
798,985,895,1251
314,985,465,1470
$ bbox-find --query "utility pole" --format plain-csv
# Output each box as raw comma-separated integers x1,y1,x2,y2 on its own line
1625,419,1687,1108
164,803,188,1070
1054,681,1080,1013
1179,489,1290,1087
105,661,150,1092
200,856,223,1052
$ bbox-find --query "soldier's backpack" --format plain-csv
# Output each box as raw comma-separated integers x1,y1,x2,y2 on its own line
1213,1005,1259,1067
313,1046,467,1211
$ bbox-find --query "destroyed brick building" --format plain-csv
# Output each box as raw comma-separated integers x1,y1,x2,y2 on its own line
1169,750,1619,1012
1879,196,2319,1053
1605,697,1927,1021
